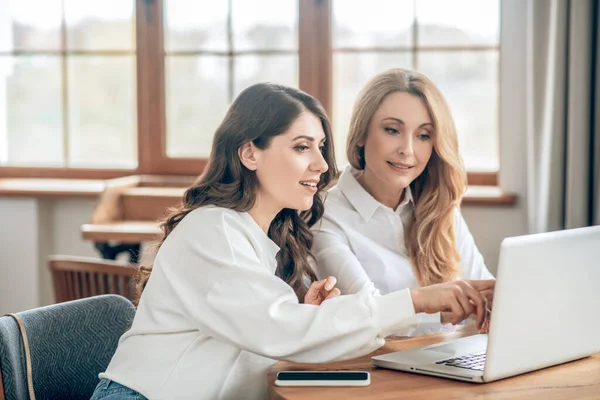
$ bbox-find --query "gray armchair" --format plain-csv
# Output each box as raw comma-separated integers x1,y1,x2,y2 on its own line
0,295,135,400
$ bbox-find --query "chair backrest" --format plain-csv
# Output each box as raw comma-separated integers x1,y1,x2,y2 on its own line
0,295,135,400
48,256,139,303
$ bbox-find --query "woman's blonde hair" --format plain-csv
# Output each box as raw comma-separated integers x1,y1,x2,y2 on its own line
347,68,467,286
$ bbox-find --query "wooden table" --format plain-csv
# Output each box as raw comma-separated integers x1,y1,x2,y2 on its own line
80,175,192,262
81,221,161,243
268,326,600,400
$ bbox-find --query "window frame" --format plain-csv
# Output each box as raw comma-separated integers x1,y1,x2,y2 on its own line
0,0,497,186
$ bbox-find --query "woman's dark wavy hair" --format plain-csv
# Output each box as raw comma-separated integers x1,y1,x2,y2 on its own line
136,83,338,302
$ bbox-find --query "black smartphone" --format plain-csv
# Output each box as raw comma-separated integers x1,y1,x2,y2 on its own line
274,371,371,387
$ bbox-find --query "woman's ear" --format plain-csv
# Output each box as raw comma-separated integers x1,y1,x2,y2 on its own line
238,142,258,171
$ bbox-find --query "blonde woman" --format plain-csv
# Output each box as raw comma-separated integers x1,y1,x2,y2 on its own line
312,68,493,336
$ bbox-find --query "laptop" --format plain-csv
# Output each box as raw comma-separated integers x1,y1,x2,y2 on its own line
372,225,600,383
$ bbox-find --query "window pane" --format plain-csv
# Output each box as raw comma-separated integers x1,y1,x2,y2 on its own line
234,55,298,97
64,0,135,51
417,0,499,46
0,56,63,165
232,0,297,51
333,0,413,49
164,0,228,52
67,56,136,168
165,56,229,158
333,52,412,165
0,0,62,51
418,51,499,171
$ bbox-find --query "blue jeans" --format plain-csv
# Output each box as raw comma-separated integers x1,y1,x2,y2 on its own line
90,378,148,400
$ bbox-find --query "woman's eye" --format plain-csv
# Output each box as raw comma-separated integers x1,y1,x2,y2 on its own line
295,145,310,152
418,133,431,141
318,145,325,153
384,127,399,135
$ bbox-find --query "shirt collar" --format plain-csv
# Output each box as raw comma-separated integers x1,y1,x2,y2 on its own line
398,182,414,209
336,165,414,222
240,212,281,259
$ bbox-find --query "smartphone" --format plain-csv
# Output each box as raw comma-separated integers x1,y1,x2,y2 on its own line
274,371,371,387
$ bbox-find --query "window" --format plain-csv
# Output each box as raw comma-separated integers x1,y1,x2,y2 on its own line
0,0,500,185
332,0,500,173
163,0,298,158
0,0,137,173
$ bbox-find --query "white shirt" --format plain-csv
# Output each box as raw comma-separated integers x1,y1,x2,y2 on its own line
100,206,419,400
311,166,494,335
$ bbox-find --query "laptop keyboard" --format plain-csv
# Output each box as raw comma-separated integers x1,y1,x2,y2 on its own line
435,351,486,371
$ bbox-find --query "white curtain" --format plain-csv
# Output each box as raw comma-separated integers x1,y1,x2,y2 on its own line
526,0,600,233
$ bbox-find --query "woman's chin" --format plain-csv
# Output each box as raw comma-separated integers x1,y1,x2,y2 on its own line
291,197,315,212
385,172,417,191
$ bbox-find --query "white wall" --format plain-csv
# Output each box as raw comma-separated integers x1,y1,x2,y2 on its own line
0,198,96,314
0,198,41,314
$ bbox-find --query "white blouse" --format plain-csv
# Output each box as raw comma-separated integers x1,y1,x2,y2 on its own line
100,206,419,400
311,166,494,335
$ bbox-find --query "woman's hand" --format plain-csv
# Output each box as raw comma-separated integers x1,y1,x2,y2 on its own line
441,283,494,329
441,302,492,333
304,276,341,305
410,279,495,331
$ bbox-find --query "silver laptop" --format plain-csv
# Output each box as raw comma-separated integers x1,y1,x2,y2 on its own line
372,225,600,383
